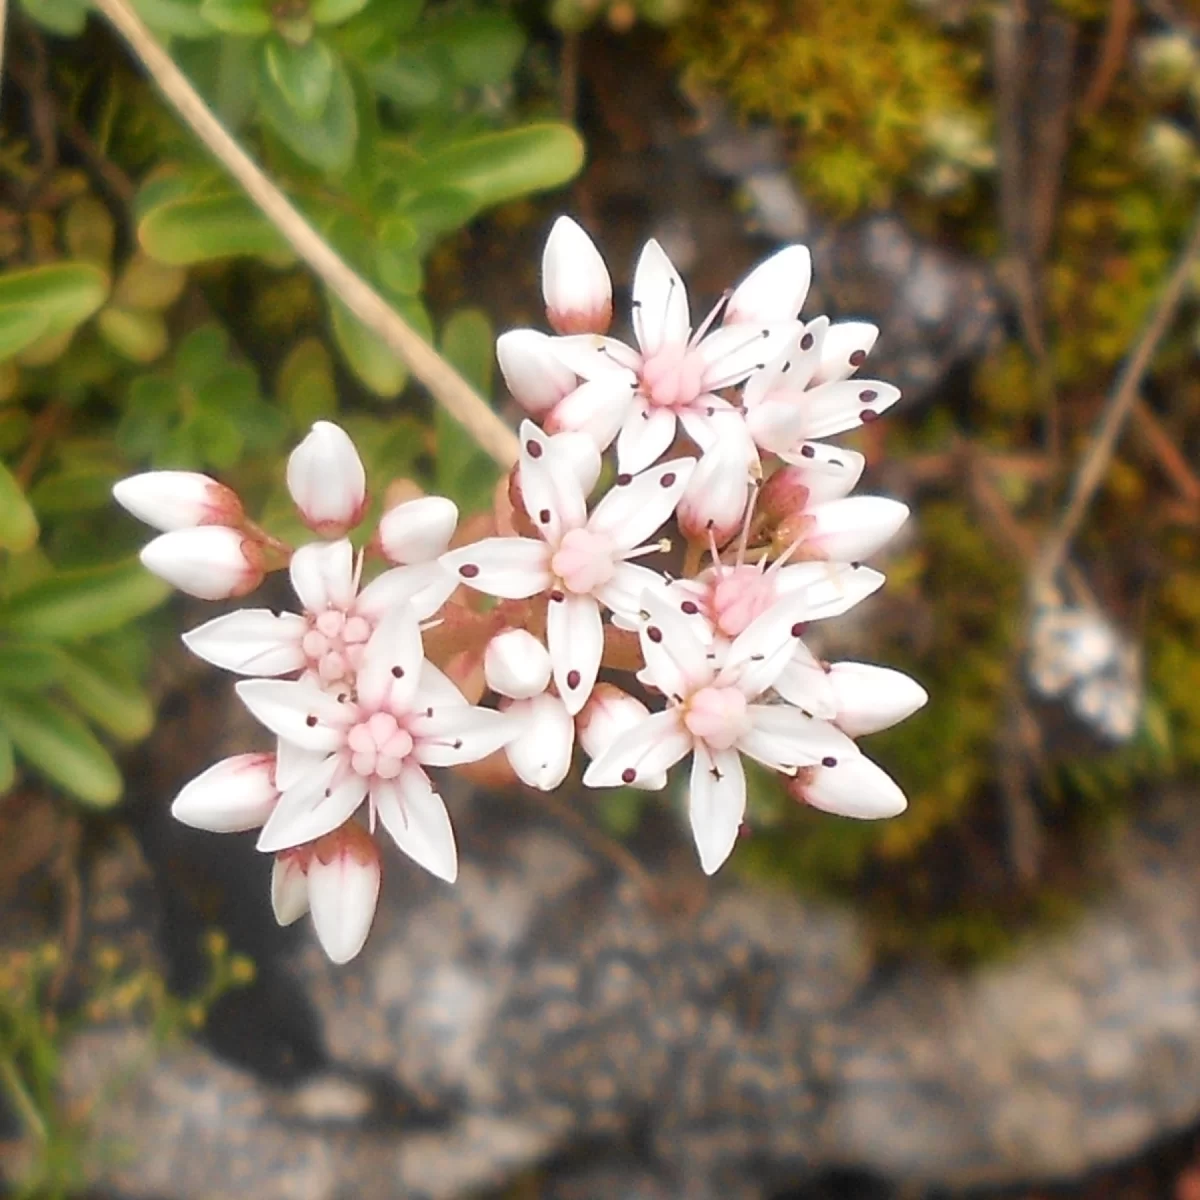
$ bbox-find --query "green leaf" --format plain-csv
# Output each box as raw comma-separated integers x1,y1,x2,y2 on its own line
277,337,337,428
0,262,109,361
310,0,368,24
97,307,169,363
0,643,62,691
0,730,14,794
377,249,421,297
139,194,293,265
57,645,155,743
397,186,479,241
420,12,524,88
328,294,407,397
262,34,335,120
29,460,121,515
0,691,122,806
256,51,358,174
19,0,88,35
132,0,211,37
0,460,38,552
0,559,170,642
200,0,270,35
366,53,444,109
440,307,494,395
412,124,584,212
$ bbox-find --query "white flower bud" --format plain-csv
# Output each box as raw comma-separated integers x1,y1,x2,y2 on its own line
171,752,279,832
484,628,552,699
286,421,367,537
826,663,928,738
724,244,812,326
140,526,264,600
307,825,381,964
376,495,458,565
542,216,613,335
578,684,666,790
113,470,243,532
271,850,310,926
677,428,756,548
803,496,910,562
504,693,574,790
496,329,578,415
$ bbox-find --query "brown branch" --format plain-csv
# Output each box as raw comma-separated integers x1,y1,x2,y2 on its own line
91,0,520,470
1078,0,1136,122
1133,395,1200,504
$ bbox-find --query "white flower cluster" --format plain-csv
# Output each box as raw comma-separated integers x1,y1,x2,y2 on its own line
114,217,926,964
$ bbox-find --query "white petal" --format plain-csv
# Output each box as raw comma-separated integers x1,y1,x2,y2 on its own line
587,456,696,550
638,589,715,700
695,322,800,391
289,538,357,612
413,660,469,710
800,753,908,819
738,707,857,774
355,562,456,623
582,707,690,788
776,443,866,504
546,591,603,716
411,704,515,766
631,238,690,356
724,244,812,326
577,684,650,761
496,328,579,415
742,341,791,411
518,420,587,544
801,379,901,440
718,592,815,699
828,663,928,737
256,755,363,852
547,378,635,452
484,628,553,700
689,744,746,875
236,678,353,751
287,421,366,536
549,333,641,380
182,609,307,676
139,526,262,601
814,320,879,384
171,753,278,833
677,432,755,546
614,405,678,474
775,562,885,621
270,853,309,926
440,537,552,599
275,739,329,790
356,605,424,713
504,694,574,790
771,643,838,719
547,430,603,495
373,766,458,882
542,216,613,336
745,396,811,455
376,496,458,565
307,839,380,963
113,470,242,532
805,497,909,562
594,561,671,625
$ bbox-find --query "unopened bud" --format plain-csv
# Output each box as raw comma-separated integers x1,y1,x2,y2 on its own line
271,849,310,926
578,684,665,790
376,495,458,565
140,526,265,600
757,465,811,524
724,244,812,327
542,217,613,335
677,430,756,548
484,628,552,699
172,752,279,833
113,470,243,532
286,421,367,537
496,329,578,415
307,823,381,965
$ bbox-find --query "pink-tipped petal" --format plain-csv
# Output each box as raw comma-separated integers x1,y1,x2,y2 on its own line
581,707,691,789
724,244,813,327
688,744,746,875
827,662,929,737
805,497,910,562
546,591,603,716
289,539,357,613
171,753,279,833
286,421,367,537
113,470,243,532
631,238,690,356
797,753,908,819
307,831,381,964
496,328,579,415
542,216,613,336
373,766,458,883
587,456,696,550
484,628,552,700
505,693,574,790
182,609,307,676
440,537,553,600
139,526,263,601
376,496,458,565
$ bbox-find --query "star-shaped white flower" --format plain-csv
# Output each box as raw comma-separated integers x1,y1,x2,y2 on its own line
441,423,695,715
232,605,514,882
583,588,904,875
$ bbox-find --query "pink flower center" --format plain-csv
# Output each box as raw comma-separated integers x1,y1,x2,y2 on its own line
639,343,706,410
683,685,750,751
551,526,616,594
707,566,776,639
301,608,374,683
346,710,414,779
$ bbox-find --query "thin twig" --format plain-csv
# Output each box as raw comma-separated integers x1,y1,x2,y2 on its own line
1033,199,1200,595
92,0,520,469
0,0,8,106
1078,0,1136,122
1133,395,1200,504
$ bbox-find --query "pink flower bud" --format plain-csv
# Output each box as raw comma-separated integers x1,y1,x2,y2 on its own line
171,752,279,833
271,848,310,926
113,470,243,532
140,526,265,600
376,495,458,565
307,823,381,964
677,429,757,548
796,497,910,563
541,216,613,335
756,465,811,524
286,421,367,536
484,628,552,699
578,684,665,790
496,329,578,415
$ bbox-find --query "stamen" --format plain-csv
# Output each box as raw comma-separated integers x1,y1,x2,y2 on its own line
689,289,730,348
